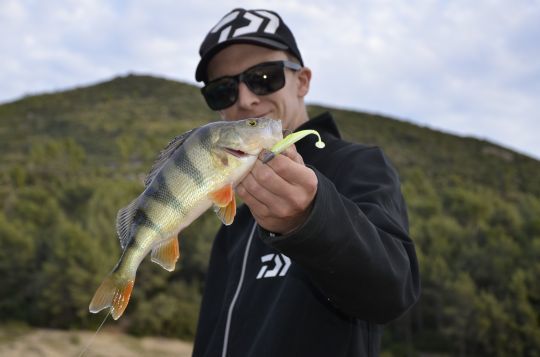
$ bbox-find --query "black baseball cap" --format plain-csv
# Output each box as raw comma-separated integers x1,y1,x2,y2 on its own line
195,8,304,82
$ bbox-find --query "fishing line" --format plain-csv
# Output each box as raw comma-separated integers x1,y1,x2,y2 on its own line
77,310,111,357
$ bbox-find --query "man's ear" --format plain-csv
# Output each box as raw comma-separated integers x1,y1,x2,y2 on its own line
297,67,312,98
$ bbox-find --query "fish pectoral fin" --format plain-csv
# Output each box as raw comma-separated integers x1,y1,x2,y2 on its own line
208,183,234,207
213,195,237,225
151,236,180,272
89,272,135,320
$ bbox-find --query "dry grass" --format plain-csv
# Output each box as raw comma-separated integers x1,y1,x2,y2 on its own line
0,326,193,357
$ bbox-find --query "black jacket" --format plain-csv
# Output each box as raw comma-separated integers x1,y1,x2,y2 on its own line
193,112,420,357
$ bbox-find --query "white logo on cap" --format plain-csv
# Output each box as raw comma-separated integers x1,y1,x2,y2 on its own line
211,10,280,44
233,12,263,37
253,10,279,33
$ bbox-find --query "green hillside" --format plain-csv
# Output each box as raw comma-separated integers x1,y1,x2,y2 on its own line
0,74,539,356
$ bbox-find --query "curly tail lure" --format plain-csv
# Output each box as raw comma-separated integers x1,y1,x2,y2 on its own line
262,129,325,163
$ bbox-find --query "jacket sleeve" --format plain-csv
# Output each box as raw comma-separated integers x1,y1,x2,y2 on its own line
258,146,420,324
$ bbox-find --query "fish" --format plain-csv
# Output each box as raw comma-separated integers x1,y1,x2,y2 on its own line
89,118,283,320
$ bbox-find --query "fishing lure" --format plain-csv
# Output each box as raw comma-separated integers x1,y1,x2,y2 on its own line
261,129,325,163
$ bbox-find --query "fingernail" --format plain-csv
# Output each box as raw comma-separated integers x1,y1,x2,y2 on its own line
261,151,275,164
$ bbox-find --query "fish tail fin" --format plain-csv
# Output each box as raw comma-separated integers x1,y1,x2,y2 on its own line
89,272,135,320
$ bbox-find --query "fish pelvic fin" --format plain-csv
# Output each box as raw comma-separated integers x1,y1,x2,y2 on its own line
214,196,237,225
209,183,237,225
89,272,135,320
209,183,234,207
151,236,180,272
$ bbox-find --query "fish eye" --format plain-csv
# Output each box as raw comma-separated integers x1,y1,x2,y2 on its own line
247,120,257,127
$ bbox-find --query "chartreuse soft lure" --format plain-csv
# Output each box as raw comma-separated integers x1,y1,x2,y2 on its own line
262,129,325,163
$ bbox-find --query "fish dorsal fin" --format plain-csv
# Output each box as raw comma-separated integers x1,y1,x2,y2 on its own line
116,197,140,250
144,128,197,187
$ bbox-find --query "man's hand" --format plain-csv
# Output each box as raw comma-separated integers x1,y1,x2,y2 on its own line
236,145,318,234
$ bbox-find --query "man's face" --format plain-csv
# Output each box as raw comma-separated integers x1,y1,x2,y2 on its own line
206,44,311,131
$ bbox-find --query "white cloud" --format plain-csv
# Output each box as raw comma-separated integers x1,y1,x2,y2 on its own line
294,0,540,159
0,0,539,159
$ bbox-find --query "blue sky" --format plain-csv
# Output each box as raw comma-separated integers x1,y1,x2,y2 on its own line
1,0,539,160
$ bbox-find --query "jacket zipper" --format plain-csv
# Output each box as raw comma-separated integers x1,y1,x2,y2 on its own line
367,322,372,357
221,222,257,357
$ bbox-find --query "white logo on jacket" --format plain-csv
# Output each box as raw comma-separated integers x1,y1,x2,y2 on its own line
256,253,291,279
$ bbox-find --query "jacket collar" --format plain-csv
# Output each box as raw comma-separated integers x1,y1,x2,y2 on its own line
296,111,341,139
293,111,341,165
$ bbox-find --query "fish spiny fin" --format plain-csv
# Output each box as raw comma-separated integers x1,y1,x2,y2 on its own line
144,128,197,187
116,197,140,250
151,236,180,272
208,183,234,207
89,272,135,320
214,195,237,225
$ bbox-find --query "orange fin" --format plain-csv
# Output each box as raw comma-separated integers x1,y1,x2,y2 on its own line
214,195,237,225
151,236,180,272
209,183,234,207
89,273,135,320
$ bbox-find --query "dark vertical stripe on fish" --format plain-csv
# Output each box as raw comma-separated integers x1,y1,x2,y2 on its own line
145,174,187,215
132,208,162,235
199,124,214,151
174,148,205,186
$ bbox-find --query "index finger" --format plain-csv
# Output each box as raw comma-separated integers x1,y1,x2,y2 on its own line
260,145,303,165
262,152,312,185
279,145,304,165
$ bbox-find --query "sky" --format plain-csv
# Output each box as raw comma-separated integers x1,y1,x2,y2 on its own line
1,0,539,160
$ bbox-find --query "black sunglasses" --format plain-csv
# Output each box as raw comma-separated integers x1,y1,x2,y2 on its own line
201,60,302,111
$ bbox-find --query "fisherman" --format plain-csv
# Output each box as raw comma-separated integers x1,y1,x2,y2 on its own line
192,8,420,356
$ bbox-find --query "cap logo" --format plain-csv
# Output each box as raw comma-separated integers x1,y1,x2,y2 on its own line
210,10,280,44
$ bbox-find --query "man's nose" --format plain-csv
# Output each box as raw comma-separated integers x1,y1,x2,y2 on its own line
236,81,260,109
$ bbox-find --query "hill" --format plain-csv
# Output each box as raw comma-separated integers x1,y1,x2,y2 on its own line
0,74,539,356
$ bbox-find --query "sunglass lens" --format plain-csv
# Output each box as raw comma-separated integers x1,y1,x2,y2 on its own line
202,62,289,110
203,78,238,110
244,63,285,96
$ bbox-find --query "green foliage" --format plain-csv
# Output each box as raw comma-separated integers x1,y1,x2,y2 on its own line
0,213,36,320
128,281,201,340
34,217,106,328
1,75,539,354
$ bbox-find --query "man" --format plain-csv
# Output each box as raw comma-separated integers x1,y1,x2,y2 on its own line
192,8,420,357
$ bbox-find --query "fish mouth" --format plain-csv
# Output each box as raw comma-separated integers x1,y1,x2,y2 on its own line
223,147,252,158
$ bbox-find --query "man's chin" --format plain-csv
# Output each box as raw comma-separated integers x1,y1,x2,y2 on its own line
235,113,274,120
223,111,278,121
251,113,272,120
